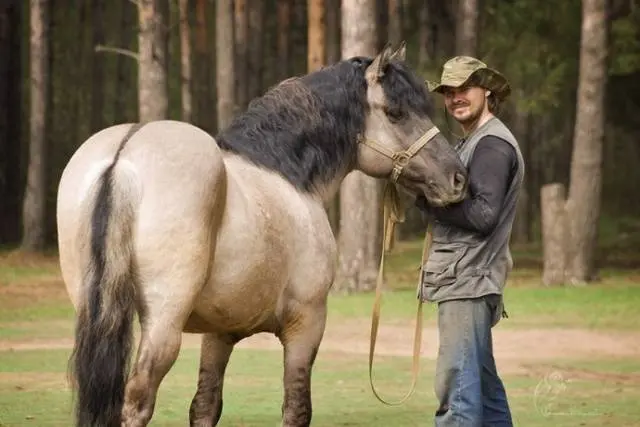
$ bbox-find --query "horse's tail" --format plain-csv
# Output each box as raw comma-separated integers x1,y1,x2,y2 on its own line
71,127,140,427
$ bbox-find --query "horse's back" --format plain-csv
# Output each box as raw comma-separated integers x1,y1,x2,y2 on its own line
57,120,226,310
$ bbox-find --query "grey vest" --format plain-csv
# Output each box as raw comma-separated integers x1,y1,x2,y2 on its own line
419,117,525,308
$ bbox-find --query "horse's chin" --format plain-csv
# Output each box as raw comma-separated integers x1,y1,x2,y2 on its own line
424,197,446,208
421,190,466,208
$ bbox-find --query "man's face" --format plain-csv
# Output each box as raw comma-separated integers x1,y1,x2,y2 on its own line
442,85,488,125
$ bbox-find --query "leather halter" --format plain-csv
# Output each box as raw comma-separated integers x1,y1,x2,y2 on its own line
358,126,441,183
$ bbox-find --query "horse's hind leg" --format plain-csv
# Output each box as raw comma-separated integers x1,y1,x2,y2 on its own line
279,302,328,427
121,317,183,427
189,333,235,426
121,279,206,426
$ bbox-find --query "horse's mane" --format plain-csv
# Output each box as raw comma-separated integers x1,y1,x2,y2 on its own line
215,57,433,192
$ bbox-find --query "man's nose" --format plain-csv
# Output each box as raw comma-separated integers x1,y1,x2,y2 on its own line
452,92,465,102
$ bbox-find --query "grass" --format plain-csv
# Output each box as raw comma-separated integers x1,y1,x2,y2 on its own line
326,279,640,330
0,243,639,339
0,348,639,427
0,230,639,426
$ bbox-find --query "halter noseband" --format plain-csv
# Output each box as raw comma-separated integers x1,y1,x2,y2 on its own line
358,126,441,183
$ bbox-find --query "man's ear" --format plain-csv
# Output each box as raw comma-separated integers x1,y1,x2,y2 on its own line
485,90,492,97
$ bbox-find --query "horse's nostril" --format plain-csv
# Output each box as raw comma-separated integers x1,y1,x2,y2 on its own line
453,172,466,191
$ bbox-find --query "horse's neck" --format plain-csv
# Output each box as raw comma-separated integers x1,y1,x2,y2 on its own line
312,167,352,205
221,151,350,206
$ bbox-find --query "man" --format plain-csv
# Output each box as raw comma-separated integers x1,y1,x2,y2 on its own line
417,56,524,426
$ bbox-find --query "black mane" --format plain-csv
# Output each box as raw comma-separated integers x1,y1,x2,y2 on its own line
215,56,433,192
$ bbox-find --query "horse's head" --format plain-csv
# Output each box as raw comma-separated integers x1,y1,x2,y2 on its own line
354,44,467,207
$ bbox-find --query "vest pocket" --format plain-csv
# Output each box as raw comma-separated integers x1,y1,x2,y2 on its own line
421,244,467,287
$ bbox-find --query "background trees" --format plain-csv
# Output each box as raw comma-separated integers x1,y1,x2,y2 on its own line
335,0,381,293
2,0,638,287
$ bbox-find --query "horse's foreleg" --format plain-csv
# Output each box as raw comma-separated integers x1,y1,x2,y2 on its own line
189,333,235,427
121,324,182,427
279,303,328,427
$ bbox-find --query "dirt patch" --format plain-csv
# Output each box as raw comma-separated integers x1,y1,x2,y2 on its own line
0,250,66,309
2,318,640,377
231,319,640,375
0,250,60,268
0,278,68,310
0,372,70,391
522,365,640,386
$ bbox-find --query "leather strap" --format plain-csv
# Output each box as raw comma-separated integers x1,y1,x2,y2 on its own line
368,182,433,406
360,126,441,183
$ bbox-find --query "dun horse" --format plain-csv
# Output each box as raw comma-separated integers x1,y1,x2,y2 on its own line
56,45,467,427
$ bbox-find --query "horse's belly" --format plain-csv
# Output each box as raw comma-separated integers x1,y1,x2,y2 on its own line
186,248,287,335
186,276,282,336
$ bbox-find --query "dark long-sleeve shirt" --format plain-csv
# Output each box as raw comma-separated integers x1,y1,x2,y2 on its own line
416,135,517,236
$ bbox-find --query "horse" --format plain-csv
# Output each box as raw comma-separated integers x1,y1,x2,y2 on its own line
56,44,467,427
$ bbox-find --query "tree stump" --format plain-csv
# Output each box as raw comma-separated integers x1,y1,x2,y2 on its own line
541,183,568,286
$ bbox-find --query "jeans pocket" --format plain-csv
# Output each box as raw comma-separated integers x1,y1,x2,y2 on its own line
422,244,467,288
485,294,504,327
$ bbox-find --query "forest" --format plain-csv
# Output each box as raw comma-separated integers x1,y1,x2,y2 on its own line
0,0,639,290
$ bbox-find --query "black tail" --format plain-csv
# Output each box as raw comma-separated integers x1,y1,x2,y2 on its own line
70,126,139,427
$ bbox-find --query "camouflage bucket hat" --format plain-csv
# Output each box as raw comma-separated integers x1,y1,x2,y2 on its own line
426,56,511,100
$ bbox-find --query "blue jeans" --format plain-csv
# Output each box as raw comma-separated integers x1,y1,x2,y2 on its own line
434,296,513,427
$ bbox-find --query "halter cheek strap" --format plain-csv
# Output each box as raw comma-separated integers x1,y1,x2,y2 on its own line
358,126,441,183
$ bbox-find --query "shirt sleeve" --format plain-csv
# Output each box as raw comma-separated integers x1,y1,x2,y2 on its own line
417,135,517,236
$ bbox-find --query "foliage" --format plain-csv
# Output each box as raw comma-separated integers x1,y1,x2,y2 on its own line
609,6,640,75
480,0,582,115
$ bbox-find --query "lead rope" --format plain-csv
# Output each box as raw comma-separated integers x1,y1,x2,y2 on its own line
368,182,433,405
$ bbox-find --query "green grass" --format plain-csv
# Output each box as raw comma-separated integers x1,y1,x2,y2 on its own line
0,269,639,341
2,279,639,343
0,304,74,324
0,238,639,426
0,348,639,427
325,278,640,330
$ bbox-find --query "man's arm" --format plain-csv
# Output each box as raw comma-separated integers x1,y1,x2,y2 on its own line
416,136,517,236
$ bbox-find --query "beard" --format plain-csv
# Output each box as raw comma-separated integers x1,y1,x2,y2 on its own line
448,101,484,126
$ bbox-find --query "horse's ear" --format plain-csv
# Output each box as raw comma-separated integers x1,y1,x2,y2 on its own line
390,41,406,62
366,43,393,82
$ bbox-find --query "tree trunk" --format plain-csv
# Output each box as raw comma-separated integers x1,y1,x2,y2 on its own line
114,0,135,124
235,0,248,110
512,102,531,244
324,0,340,234
565,0,608,284
541,184,568,286
216,0,235,130
179,0,192,122
387,0,402,47
0,0,22,244
138,0,168,122
276,0,292,81
291,0,307,76
375,0,387,50
308,0,325,72
455,0,478,56
193,0,212,132
432,0,456,59
335,0,381,293
91,0,105,132
247,1,265,100
22,0,49,251
417,0,430,70
325,0,340,64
